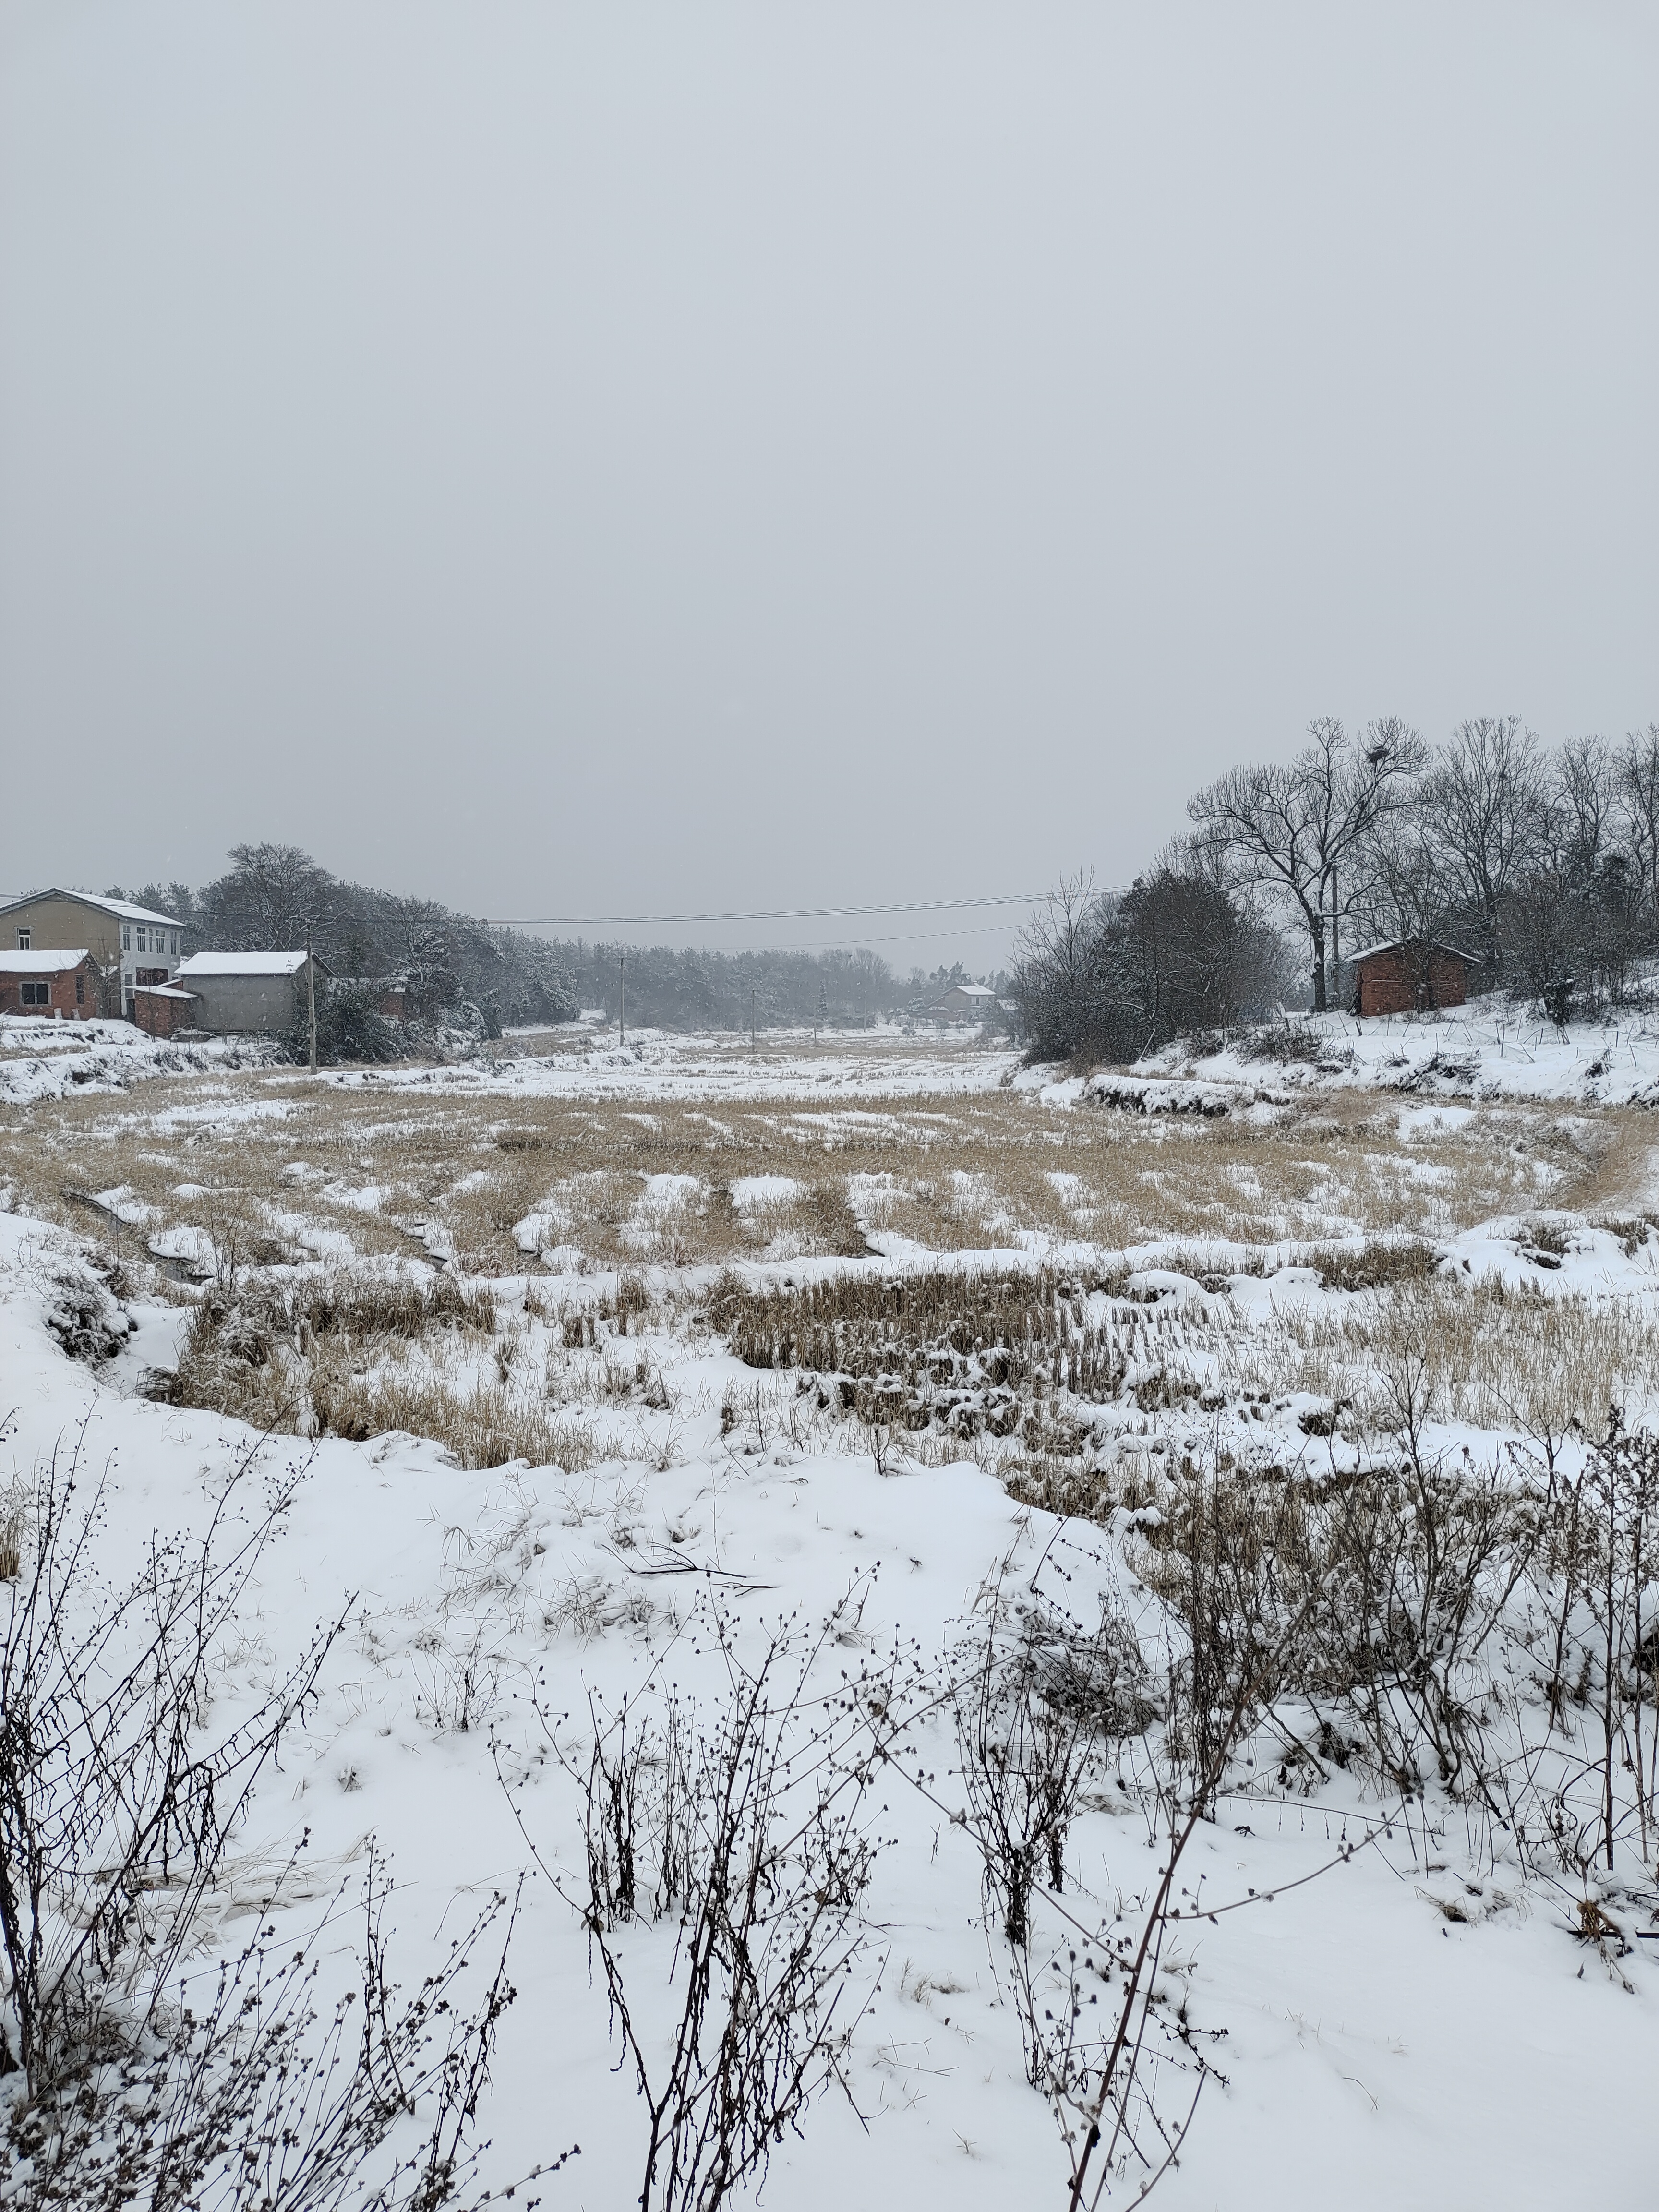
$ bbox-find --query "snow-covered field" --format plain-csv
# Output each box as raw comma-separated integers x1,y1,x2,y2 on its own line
2,1023,1657,2209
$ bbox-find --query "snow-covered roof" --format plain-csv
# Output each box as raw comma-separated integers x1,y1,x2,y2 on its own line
133,983,197,1000
176,950,310,978
943,982,997,998
1350,938,1479,966
0,888,183,928
0,948,94,973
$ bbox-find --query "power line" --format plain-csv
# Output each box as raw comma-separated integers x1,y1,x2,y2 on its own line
487,891,1054,927
764,919,1038,951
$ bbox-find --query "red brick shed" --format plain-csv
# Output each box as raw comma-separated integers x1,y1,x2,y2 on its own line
133,984,200,1038
0,949,99,1019
1352,939,1478,1017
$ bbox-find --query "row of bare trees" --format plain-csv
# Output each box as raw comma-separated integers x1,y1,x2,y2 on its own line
1016,715,1659,1059
114,846,910,1039
1189,714,1659,1014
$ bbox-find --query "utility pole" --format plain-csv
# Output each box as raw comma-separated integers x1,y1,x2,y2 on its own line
750,985,756,1055
305,919,318,1074
619,949,626,1050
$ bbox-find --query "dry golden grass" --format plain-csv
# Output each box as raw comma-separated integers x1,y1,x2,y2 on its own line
166,1281,605,1471
4,1066,1645,1286
9,1059,1659,1489
1229,1276,1659,1440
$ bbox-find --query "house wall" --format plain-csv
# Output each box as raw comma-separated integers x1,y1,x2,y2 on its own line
0,959,97,1018
185,969,309,1035
0,895,120,965
1356,947,1471,1016
133,990,197,1038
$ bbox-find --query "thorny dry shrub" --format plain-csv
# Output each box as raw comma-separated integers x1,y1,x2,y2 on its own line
1125,1417,1659,1881
1234,1021,1357,1069
503,1585,933,2212
945,1434,1658,2207
0,1426,339,2092
953,1562,1156,1946
949,1539,1306,2212
0,1420,553,2208
2,1856,556,2212
1130,1473,1317,1817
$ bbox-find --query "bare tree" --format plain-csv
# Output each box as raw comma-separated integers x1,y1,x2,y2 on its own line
1421,717,1551,980
1553,734,1619,884
199,844,337,952
1189,718,1424,1010
1616,724,1659,920
1011,875,1112,1061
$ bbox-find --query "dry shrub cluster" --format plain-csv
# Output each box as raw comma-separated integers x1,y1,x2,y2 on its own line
162,1270,602,1471
1130,1419,1659,1878
0,1424,543,2209
711,1266,1138,1439
508,1588,931,2212
1302,1238,1440,1292
1244,1278,1659,1438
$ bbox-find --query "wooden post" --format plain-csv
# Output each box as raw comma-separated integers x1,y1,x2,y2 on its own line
306,922,318,1074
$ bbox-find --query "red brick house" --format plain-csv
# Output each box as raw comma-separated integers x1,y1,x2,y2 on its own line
1352,939,1478,1016
335,974,409,1020
0,949,99,1019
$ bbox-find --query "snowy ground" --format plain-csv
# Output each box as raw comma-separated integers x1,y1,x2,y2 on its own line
0,1015,282,1102
0,1014,1011,1106
2,1025,1658,2209
1135,996,1659,1110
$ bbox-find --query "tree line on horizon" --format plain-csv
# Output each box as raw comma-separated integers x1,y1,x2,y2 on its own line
1014,715,1659,1064
107,845,928,1040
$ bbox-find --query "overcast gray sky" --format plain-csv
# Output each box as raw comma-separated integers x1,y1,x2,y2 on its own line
2,1,1655,970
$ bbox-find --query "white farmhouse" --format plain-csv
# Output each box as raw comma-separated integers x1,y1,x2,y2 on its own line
933,982,999,1023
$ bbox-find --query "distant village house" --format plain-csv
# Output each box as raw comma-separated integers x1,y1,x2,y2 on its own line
172,950,328,1035
0,888,184,1018
0,949,100,1020
334,974,410,1021
132,984,201,1038
934,982,998,1022
1351,938,1478,1017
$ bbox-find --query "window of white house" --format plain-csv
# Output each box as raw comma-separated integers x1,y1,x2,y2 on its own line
121,926,131,951
15,928,29,950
